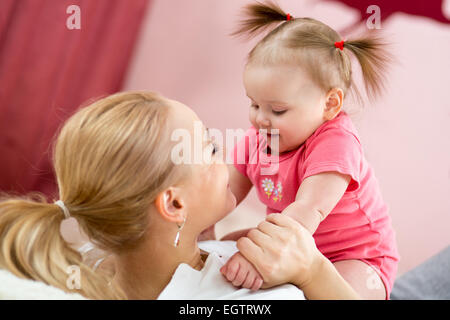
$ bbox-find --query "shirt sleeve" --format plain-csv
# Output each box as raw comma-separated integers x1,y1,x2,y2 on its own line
301,126,362,193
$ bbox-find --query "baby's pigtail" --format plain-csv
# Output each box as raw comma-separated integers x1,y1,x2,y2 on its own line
344,33,393,102
230,0,290,39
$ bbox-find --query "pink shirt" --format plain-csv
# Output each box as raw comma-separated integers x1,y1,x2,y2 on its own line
232,112,399,297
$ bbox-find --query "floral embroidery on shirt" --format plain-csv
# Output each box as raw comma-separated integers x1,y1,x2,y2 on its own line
262,178,274,197
272,182,283,202
261,178,283,202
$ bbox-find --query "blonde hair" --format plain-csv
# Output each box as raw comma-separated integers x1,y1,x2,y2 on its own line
0,91,186,299
232,0,393,104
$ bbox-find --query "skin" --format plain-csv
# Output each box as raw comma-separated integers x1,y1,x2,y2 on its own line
96,97,360,300
245,63,342,154
113,99,237,299
238,214,360,299
221,63,387,299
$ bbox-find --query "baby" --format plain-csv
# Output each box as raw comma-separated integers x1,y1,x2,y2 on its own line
219,1,399,299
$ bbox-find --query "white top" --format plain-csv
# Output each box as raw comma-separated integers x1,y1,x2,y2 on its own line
0,240,305,300
157,240,305,300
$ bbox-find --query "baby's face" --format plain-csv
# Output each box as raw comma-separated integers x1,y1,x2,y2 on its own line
243,63,328,153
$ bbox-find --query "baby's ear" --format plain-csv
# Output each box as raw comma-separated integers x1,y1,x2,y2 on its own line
324,88,344,120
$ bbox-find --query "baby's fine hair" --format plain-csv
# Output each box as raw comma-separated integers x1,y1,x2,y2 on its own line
232,0,393,104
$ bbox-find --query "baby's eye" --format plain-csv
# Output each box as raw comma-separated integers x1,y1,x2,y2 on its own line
272,110,287,115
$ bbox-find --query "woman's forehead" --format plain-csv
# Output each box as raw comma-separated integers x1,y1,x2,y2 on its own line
168,100,202,128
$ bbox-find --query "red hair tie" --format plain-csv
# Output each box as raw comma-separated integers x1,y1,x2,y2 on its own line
286,13,292,21
334,40,345,51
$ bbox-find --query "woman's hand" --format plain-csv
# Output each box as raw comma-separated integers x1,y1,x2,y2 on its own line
236,214,325,289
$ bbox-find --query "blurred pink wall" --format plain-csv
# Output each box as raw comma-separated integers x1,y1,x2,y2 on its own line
123,0,450,275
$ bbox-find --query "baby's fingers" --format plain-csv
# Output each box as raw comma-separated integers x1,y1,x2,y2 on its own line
232,268,249,287
241,271,263,291
224,260,240,282
240,273,257,290
251,278,264,291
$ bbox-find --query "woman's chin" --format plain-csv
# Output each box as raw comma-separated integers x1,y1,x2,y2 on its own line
227,184,237,209
218,185,237,222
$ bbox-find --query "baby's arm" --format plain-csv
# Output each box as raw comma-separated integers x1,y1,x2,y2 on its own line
218,165,254,241
228,164,253,206
283,171,351,234
220,165,260,288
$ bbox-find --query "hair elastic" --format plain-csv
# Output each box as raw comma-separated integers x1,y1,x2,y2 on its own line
334,40,345,51
54,200,71,219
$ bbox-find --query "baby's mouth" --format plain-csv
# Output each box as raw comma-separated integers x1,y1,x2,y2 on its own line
262,132,280,154
266,131,280,142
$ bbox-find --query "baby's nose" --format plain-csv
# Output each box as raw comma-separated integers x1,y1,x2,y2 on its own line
256,112,271,127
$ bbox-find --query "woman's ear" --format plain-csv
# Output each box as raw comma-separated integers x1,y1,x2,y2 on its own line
323,88,344,121
155,188,186,224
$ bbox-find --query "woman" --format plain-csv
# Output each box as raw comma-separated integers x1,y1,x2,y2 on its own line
0,91,359,299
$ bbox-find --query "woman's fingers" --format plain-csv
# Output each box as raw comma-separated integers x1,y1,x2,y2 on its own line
256,219,283,237
266,213,300,229
236,214,322,289
246,228,271,248
236,237,265,274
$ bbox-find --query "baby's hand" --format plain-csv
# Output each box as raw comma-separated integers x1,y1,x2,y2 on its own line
220,251,264,291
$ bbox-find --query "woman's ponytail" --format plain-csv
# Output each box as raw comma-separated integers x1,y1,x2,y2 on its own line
0,193,123,299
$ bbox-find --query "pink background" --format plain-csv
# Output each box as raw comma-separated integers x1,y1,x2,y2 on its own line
123,0,450,275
